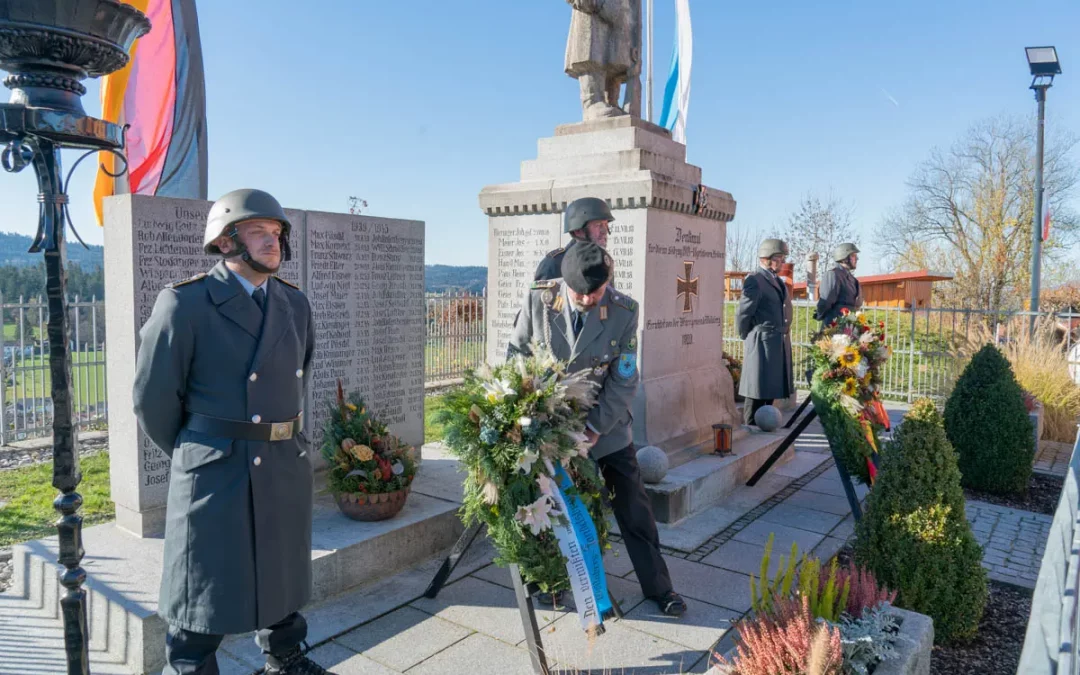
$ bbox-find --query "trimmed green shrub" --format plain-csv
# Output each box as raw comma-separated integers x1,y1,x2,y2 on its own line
944,344,1035,495
854,399,987,644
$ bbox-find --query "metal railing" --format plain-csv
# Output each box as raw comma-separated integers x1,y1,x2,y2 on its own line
722,301,1080,402
425,289,487,385
0,295,107,445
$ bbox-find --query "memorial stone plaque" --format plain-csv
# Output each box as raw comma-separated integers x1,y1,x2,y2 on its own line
304,211,425,452
485,214,562,364
104,195,424,537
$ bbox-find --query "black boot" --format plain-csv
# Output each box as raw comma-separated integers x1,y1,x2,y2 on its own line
264,644,337,675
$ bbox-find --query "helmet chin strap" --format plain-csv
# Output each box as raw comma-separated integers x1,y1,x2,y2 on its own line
223,228,290,275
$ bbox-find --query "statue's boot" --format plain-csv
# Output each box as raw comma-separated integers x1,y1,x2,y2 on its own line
581,73,622,120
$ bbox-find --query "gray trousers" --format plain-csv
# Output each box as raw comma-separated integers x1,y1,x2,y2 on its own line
162,612,307,675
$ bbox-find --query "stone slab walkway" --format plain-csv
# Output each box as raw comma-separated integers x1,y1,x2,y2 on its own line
965,499,1053,589
1034,440,1073,477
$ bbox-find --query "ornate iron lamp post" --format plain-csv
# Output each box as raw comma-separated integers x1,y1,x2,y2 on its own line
0,2,149,672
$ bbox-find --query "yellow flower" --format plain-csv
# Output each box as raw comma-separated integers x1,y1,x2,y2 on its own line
344,402,358,412
350,444,374,462
842,378,859,397
839,349,861,368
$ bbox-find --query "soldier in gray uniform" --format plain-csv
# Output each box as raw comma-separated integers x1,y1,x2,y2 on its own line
133,189,332,675
736,239,795,427
510,242,687,617
534,197,613,282
816,243,863,327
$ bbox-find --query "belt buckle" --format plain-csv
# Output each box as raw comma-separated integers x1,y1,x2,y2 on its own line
270,421,293,442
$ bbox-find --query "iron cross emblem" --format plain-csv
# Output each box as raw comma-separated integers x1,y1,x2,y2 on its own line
677,261,699,313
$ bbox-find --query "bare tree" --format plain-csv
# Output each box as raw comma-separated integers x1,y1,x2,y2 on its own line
725,222,758,273
781,191,857,280
878,114,1079,310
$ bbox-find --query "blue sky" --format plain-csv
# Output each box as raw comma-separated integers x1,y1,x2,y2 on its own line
1,0,1078,274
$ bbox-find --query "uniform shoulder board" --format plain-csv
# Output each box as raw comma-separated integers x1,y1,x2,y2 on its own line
165,273,206,289
531,280,557,290
546,247,566,258
274,276,301,291
611,292,637,311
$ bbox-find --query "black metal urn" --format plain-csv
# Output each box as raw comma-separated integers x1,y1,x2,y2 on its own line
0,2,149,673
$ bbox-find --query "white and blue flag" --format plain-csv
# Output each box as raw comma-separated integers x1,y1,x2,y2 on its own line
658,0,693,144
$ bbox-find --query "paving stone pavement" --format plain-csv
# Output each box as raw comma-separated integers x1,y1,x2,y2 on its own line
1034,440,1073,477
965,498,1053,589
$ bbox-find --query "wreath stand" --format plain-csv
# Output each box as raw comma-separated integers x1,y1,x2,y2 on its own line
423,522,624,675
744,369,877,522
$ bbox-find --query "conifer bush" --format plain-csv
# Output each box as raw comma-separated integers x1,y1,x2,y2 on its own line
944,343,1034,495
854,399,987,644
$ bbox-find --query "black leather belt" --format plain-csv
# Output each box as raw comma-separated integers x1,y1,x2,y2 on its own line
185,412,303,442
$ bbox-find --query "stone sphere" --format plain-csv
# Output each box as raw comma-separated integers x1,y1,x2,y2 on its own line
636,445,669,484
754,405,783,432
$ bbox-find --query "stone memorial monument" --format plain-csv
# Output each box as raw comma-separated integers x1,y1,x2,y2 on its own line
104,195,425,537
482,7,740,463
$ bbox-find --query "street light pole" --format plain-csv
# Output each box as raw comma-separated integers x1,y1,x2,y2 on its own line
1029,83,1047,330
1024,46,1061,332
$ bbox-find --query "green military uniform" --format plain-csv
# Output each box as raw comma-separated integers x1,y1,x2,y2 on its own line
507,242,684,616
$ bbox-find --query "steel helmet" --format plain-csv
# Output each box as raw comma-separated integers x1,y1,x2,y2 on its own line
564,197,614,234
757,238,789,259
203,188,292,261
832,243,860,263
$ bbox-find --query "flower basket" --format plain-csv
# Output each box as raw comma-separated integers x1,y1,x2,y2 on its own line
808,309,892,484
334,486,412,521
724,351,744,402
321,380,419,522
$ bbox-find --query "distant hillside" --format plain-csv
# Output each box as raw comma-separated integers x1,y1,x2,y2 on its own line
0,232,103,269
426,265,486,294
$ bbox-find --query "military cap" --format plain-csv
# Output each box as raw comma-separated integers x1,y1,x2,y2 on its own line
561,242,612,295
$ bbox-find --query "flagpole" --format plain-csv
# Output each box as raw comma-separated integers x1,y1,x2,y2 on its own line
646,0,653,122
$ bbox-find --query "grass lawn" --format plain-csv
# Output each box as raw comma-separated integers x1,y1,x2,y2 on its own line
425,393,448,444
0,451,113,547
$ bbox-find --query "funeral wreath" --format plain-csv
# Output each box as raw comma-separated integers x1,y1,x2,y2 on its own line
438,344,616,632
321,380,419,521
809,309,892,484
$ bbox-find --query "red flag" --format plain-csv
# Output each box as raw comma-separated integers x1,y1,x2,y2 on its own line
1043,205,1052,241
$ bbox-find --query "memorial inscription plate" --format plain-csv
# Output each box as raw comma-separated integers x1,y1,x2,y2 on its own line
486,214,561,364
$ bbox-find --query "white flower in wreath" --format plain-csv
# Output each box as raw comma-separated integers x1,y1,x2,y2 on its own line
829,334,852,359
481,481,500,505
519,416,533,428
856,360,869,379
859,331,876,346
515,449,539,474
482,378,516,403
537,472,556,496
516,495,558,535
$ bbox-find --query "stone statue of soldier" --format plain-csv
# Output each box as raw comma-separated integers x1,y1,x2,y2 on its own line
564,0,642,120
133,189,332,675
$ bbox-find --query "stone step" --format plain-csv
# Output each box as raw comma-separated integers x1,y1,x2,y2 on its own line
644,429,791,524
0,447,467,675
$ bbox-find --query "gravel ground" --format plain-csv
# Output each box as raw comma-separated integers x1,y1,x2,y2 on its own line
964,473,1065,516
0,435,108,472
930,581,1032,675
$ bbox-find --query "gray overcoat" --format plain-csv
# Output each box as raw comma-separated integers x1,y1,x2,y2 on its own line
736,267,794,400
565,0,635,76
508,280,639,460
133,261,316,635
816,264,863,326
